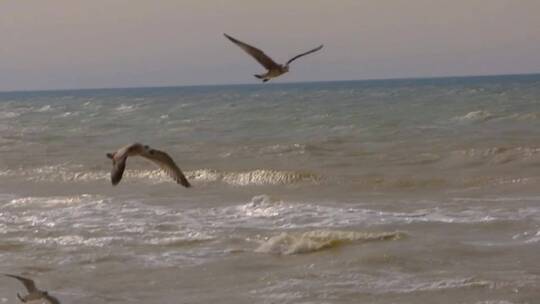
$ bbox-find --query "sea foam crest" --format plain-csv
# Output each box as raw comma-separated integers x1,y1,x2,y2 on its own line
0,111,20,119
188,169,320,186
255,230,404,255
115,103,138,113
235,194,291,218
452,146,540,165
0,166,320,186
454,110,494,122
36,105,53,112
4,194,98,208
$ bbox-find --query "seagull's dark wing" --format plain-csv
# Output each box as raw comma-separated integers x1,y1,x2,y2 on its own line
44,294,61,304
224,33,280,70
110,158,127,186
286,44,323,65
3,274,38,293
141,149,191,187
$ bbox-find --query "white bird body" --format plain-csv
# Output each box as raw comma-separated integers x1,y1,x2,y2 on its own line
258,66,289,81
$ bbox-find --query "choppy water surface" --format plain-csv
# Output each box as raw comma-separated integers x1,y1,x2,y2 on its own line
1,75,539,303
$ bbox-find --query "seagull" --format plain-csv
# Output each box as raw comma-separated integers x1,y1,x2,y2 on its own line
106,143,191,187
3,274,61,304
224,33,323,82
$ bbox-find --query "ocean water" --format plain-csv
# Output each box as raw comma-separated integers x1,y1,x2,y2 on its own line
0,75,539,303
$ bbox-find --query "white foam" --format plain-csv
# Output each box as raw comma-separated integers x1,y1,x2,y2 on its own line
144,232,214,246
448,146,540,168
1,165,320,186
115,104,138,113
32,235,124,247
189,169,320,186
36,105,53,112
523,230,540,244
0,111,20,119
55,111,79,118
4,194,97,208
236,194,285,217
255,230,403,255
258,143,306,155
454,110,495,122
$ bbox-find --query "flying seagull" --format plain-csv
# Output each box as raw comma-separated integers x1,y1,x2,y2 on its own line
106,143,191,187
224,33,323,82
3,274,61,304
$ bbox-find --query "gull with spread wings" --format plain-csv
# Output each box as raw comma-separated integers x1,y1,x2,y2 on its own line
3,274,61,304
106,143,191,187
224,33,323,83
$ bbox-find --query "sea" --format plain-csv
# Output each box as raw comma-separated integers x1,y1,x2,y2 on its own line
0,74,539,304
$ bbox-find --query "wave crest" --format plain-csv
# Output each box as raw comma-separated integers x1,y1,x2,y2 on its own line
454,110,495,122
0,166,319,186
188,169,319,186
451,146,540,165
255,230,404,255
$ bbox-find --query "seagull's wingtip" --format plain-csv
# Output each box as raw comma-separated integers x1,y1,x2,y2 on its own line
180,180,191,188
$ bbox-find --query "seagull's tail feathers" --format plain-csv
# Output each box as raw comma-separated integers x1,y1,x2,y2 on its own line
254,74,263,79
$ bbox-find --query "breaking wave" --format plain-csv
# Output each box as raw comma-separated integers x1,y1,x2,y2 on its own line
255,230,404,255
3,194,99,208
115,103,139,113
189,169,320,186
0,166,320,186
450,146,540,165
454,110,495,122
454,110,540,124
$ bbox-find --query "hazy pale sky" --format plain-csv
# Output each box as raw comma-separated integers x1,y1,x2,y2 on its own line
1,0,539,91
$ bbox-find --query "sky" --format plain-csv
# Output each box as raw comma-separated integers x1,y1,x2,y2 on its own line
1,0,539,91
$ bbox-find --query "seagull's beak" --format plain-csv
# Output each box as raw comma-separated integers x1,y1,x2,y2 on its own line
106,153,114,159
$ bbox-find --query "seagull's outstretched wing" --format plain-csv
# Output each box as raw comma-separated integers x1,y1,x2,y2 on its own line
286,44,323,65
224,33,280,70
141,149,191,187
3,274,38,293
110,157,127,186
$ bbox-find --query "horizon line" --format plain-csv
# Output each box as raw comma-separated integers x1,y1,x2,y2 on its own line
1,72,539,94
